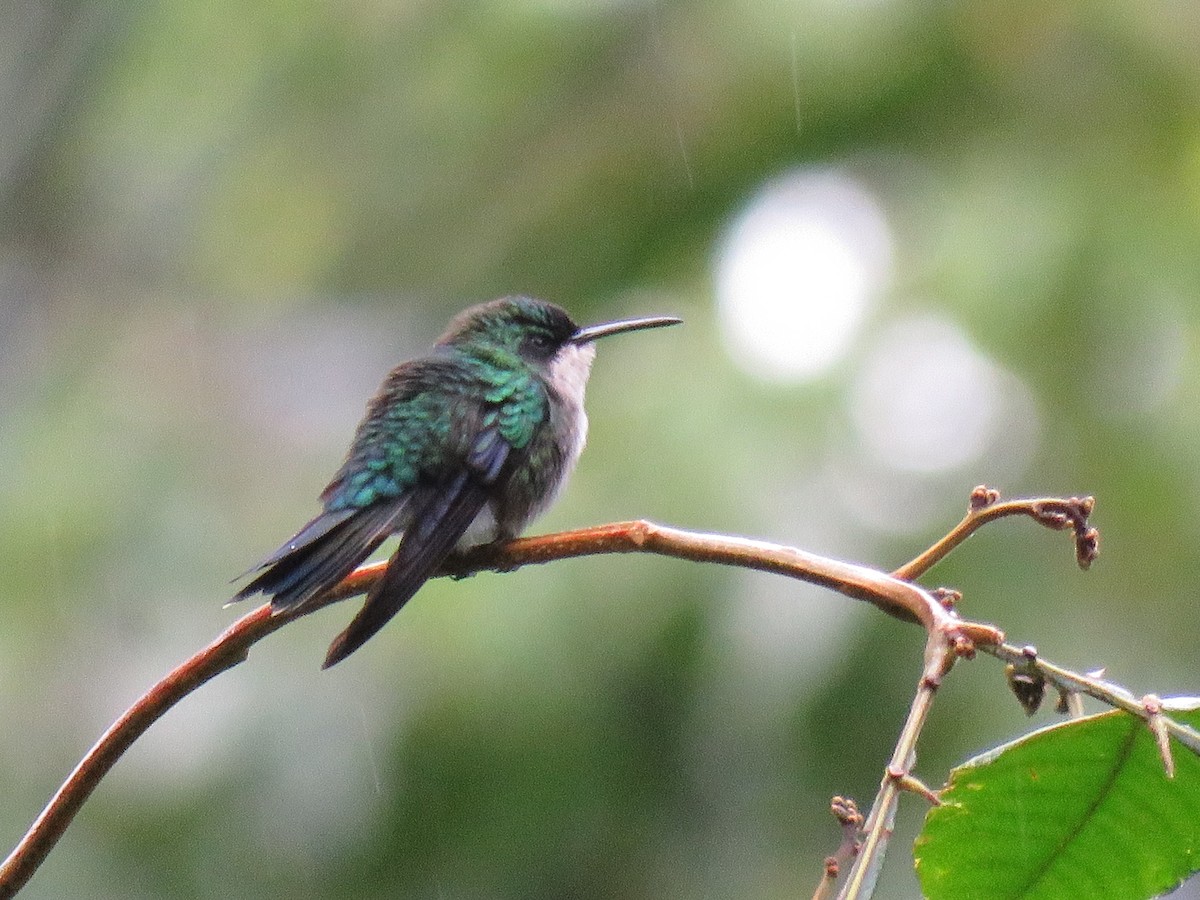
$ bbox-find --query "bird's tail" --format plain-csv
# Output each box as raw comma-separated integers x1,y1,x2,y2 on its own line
233,503,405,611
322,478,489,668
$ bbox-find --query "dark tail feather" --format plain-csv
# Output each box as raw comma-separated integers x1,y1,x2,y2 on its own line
232,502,406,611
320,543,418,667
322,479,489,668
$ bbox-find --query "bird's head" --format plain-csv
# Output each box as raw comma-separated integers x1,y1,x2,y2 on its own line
436,296,680,378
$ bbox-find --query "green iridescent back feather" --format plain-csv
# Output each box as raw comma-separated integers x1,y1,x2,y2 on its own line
321,297,575,515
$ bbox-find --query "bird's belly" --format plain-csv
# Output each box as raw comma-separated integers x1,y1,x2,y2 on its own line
452,390,588,553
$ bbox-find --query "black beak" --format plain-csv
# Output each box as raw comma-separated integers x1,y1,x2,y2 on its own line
571,315,682,344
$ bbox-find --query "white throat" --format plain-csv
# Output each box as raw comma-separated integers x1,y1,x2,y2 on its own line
546,340,596,485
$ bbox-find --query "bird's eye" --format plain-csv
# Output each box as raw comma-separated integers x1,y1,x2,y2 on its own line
525,332,555,354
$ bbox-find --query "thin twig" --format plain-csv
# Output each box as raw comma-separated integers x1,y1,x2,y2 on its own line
812,797,863,900
982,643,1200,764
836,633,957,900
0,519,999,899
892,486,1099,581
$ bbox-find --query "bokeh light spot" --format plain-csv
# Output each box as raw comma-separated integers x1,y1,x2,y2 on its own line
850,315,1035,474
715,168,893,382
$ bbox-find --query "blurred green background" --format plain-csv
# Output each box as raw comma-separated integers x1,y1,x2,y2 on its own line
3,1,1199,897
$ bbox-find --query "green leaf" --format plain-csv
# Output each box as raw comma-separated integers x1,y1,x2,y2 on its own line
915,698,1200,899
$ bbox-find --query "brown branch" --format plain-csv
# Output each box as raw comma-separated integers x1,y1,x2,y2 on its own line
0,482,1099,897
4,503,1062,900
0,483,1099,898
0,605,282,900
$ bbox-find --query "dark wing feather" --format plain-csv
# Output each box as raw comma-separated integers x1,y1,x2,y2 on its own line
232,501,408,611
321,429,511,668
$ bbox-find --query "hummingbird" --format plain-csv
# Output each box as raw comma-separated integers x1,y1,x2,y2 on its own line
232,296,680,668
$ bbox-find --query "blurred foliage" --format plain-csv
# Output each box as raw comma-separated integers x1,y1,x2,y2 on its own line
3,0,1200,897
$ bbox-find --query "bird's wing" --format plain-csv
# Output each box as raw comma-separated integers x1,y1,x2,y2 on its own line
321,417,513,668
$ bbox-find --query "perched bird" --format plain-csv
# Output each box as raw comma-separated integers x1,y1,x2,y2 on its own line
233,296,680,668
